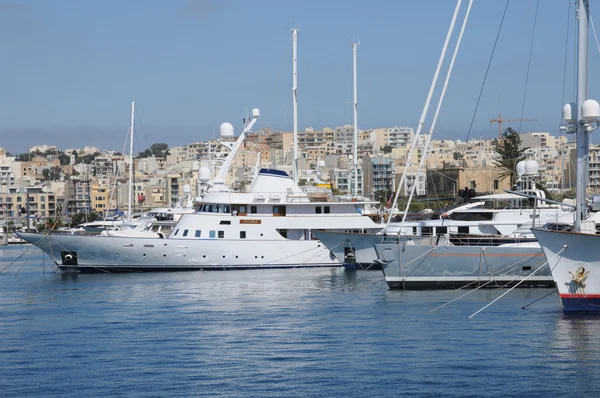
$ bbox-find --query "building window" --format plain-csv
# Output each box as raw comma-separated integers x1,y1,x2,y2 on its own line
218,231,224,239
470,181,476,189
324,206,330,214
493,180,499,190
240,231,246,239
183,229,189,237
195,230,201,237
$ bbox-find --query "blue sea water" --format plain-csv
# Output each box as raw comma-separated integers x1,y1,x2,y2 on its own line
1,244,600,397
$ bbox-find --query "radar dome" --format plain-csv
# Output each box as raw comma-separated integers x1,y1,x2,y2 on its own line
220,122,234,137
199,167,211,182
582,99,600,122
183,184,191,194
318,160,326,168
251,108,260,118
562,103,576,123
516,161,526,176
524,160,539,175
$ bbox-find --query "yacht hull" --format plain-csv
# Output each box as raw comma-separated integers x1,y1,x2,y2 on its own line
374,243,551,289
532,228,600,313
16,232,339,273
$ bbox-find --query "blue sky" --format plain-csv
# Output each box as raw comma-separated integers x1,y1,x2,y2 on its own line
0,0,596,153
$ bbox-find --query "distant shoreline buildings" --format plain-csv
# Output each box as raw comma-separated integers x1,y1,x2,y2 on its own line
0,125,580,225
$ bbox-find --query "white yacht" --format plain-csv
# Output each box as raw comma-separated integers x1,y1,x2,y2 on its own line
17,168,381,272
315,160,573,268
17,109,382,272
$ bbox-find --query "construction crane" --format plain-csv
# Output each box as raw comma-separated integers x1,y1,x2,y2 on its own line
490,114,538,137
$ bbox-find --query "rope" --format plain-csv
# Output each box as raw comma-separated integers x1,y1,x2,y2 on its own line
469,246,566,318
460,0,510,154
518,0,540,132
521,289,557,309
386,0,463,230
400,0,473,228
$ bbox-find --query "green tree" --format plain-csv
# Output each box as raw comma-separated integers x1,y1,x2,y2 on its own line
58,153,70,165
493,127,528,186
381,145,392,154
42,166,62,181
69,212,101,228
138,143,170,158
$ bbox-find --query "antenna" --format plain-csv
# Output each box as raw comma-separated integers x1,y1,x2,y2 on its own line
292,28,299,183
352,40,360,197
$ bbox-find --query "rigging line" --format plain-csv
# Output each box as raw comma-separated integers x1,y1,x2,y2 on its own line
461,0,510,159
468,246,566,318
521,288,557,309
303,57,323,129
400,0,473,229
591,16,600,56
561,0,572,108
518,0,540,133
386,0,464,230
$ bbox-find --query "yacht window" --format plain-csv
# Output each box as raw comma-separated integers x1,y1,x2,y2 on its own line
207,204,213,212
174,229,179,236
458,226,469,234
240,231,246,239
218,231,224,239
209,230,216,238
324,206,330,214
195,230,201,237
183,229,189,237
219,220,231,225
212,205,219,213
422,227,432,235
239,205,247,214
224,205,230,213
315,206,322,214
250,205,257,214
437,227,447,234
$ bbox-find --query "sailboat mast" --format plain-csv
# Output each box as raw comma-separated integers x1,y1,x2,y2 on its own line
352,41,359,196
575,0,589,231
292,28,299,184
128,101,135,222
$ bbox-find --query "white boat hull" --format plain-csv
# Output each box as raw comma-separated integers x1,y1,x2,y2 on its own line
16,232,339,273
374,243,551,289
532,228,600,312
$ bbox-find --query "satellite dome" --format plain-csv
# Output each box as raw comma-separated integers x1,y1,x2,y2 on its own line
524,160,539,175
318,160,326,168
582,99,600,122
562,103,576,123
183,184,191,194
516,160,526,176
251,108,260,118
220,122,234,137
199,167,211,182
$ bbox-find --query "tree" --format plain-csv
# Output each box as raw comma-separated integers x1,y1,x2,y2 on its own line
381,145,393,154
493,127,528,186
58,153,70,166
42,166,62,181
138,143,170,158
69,212,101,228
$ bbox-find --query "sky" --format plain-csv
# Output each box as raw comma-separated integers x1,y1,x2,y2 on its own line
0,0,598,153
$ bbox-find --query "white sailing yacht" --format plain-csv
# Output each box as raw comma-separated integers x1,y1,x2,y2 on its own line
532,0,600,312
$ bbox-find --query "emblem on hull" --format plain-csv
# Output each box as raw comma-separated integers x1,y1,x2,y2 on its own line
567,265,589,295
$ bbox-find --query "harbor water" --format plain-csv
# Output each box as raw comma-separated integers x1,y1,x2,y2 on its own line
1,245,599,397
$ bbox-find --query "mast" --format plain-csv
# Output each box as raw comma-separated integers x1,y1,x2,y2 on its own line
352,41,360,196
575,0,589,231
292,28,299,183
128,101,135,222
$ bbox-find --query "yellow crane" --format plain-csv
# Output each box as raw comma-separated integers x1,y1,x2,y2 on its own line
490,114,538,137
